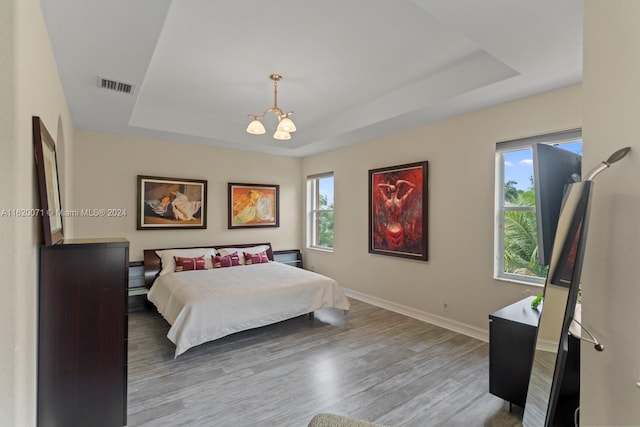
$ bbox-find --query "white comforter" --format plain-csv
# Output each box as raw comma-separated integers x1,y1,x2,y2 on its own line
148,261,350,357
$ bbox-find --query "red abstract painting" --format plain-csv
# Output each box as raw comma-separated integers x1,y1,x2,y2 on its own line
369,161,428,260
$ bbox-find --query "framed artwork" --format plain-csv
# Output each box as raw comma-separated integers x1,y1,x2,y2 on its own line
137,175,207,229
228,183,279,229
33,116,64,245
369,161,428,260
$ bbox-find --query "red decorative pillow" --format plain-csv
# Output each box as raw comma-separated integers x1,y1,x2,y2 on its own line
174,256,207,272
212,252,240,268
244,250,269,265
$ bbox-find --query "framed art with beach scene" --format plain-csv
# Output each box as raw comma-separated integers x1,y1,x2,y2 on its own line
137,175,207,229
228,183,279,229
369,161,428,261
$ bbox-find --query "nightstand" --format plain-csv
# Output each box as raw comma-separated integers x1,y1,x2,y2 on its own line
273,249,303,268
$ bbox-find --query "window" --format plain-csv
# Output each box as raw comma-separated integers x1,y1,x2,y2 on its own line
495,130,582,285
307,173,334,250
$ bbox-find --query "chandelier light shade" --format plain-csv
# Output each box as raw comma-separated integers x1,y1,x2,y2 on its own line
277,115,296,133
246,74,296,140
246,116,266,135
273,129,291,140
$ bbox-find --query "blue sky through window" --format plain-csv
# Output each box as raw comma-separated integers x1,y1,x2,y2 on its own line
504,141,582,190
319,176,334,208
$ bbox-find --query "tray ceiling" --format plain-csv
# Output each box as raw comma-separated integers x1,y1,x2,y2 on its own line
40,0,582,157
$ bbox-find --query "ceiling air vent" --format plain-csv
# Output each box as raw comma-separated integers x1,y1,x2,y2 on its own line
97,77,134,94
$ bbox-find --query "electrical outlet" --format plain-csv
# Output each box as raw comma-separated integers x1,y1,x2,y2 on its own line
309,266,315,272
442,302,448,312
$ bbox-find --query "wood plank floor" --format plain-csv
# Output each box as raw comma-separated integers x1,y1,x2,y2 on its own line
127,298,523,427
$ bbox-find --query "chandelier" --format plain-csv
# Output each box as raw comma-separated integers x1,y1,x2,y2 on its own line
246,74,297,140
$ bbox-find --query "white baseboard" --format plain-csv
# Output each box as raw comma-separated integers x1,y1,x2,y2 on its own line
343,288,557,352
343,288,490,343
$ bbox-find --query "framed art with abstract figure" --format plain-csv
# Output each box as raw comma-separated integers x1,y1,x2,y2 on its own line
33,116,64,246
137,175,207,229
228,183,279,229
369,161,428,260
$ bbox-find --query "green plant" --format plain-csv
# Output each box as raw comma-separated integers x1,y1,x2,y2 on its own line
530,283,582,309
531,294,543,309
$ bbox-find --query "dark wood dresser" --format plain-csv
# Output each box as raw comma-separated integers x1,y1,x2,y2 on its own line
38,238,129,427
489,296,580,423
489,296,540,408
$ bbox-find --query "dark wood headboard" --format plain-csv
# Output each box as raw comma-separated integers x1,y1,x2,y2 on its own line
143,242,274,289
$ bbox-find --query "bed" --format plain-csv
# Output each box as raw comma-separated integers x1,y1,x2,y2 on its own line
143,242,351,357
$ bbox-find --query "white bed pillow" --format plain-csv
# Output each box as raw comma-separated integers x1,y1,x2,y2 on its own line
217,244,270,265
156,248,218,275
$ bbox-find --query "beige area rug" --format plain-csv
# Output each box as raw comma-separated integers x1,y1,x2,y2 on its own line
308,410,522,427
484,410,523,427
308,413,388,427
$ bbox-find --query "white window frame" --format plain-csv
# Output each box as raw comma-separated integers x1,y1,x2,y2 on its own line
307,172,334,251
494,129,582,286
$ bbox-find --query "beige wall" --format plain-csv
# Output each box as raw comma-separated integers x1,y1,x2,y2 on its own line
72,87,583,341
71,131,302,261
1,0,74,425
582,1,640,424
302,84,582,333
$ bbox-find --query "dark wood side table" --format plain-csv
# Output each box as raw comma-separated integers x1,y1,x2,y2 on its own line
489,296,580,422
273,249,303,268
489,296,540,409
128,260,148,311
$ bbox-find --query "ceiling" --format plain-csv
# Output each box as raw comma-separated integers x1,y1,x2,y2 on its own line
39,0,582,158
